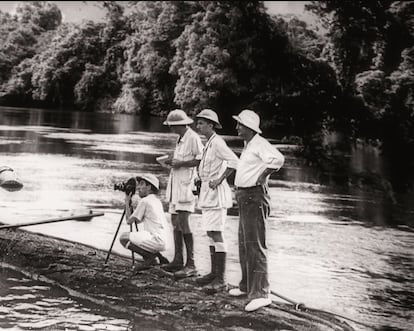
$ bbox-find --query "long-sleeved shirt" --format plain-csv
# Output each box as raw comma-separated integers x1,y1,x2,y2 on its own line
235,134,284,188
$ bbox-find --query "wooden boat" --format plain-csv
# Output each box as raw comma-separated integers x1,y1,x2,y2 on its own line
0,166,23,191
0,228,355,331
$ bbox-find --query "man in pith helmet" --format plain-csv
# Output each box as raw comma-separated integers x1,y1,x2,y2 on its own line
119,174,168,271
229,109,285,312
195,109,239,293
161,109,204,278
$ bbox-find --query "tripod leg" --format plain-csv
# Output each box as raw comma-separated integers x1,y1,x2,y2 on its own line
105,209,126,265
130,223,135,265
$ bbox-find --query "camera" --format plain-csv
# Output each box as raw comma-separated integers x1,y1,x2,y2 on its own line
193,178,201,196
113,177,136,196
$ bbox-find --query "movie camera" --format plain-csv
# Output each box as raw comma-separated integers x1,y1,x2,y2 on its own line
113,177,136,196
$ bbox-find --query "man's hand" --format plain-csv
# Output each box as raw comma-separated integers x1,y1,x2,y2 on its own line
124,192,133,206
171,158,183,168
209,179,221,189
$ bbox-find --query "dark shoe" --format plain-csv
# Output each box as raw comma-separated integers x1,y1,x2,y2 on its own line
161,261,184,272
195,273,215,286
203,277,228,294
132,258,157,273
174,265,197,279
156,253,169,265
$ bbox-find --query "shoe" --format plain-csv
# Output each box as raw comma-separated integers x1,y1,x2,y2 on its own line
203,278,228,294
132,259,157,273
161,261,184,272
156,253,170,265
229,288,247,297
245,297,272,312
174,266,197,279
195,273,215,286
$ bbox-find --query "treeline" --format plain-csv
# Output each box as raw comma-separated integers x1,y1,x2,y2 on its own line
0,1,413,162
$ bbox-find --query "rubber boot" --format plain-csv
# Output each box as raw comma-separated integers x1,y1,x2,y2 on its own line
162,230,184,272
204,252,227,294
195,246,216,286
174,233,197,278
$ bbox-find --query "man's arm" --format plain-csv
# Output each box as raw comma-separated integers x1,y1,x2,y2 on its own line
171,158,200,168
209,167,235,189
124,193,142,225
256,167,277,186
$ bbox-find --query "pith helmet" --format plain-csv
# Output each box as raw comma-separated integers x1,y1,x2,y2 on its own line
232,109,262,134
196,109,222,129
163,109,193,126
136,173,159,191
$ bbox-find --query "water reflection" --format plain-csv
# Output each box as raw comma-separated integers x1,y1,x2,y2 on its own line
0,106,413,331
0,268,131,331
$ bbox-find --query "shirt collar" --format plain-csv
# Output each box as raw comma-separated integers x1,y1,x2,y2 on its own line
177,127,190,144
244,133,259,147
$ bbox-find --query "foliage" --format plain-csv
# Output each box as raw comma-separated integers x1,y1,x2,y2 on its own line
0,2,61,86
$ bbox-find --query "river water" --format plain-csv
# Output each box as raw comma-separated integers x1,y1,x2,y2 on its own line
0,106,412,331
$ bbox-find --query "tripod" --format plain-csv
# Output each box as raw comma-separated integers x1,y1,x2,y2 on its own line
104,207,169,266
104,208,135,265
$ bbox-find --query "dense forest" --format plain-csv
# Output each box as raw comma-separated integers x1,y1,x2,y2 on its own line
0,1,413,164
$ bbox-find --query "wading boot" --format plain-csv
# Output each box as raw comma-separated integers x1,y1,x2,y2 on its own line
195,246,215,286
174,233,197,278
204,252,227,294
162,230,184,272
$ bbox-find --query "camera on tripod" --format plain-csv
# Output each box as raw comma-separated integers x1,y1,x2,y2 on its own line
113,177,136,196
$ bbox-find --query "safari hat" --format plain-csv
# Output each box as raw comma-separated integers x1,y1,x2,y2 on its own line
163,109,193,126
136,173,160,191
232,109,262,134
196,109,222,129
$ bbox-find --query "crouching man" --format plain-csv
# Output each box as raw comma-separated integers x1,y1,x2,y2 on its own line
120,174,169,272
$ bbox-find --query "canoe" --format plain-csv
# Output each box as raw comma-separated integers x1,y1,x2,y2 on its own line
0,166,23,191
0,228,355,331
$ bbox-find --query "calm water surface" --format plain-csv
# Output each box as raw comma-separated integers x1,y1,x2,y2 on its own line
0,106,413,331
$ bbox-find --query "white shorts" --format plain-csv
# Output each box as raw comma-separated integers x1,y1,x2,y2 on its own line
202,208,227,232
169,202,195,214
129,231,165,253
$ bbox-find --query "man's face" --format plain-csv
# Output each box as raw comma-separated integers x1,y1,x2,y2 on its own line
236,122,251,140
137,180,150,198
169,125,185,136
196,118,211,136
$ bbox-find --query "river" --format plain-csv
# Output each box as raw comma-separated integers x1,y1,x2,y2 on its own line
0,106,413,331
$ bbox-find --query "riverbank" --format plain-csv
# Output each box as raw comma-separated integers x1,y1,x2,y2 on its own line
0,228,354,331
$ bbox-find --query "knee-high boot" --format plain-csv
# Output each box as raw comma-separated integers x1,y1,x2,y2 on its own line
174,233,197,278
195,246,215,285
204,252,227,293
162,230,184,272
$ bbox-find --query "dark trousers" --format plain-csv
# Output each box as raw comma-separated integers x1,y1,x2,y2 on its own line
236,185,270,299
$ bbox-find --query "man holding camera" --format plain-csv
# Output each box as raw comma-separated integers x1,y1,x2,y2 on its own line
119,174,168,271
194,109,238,293
161,109,204,278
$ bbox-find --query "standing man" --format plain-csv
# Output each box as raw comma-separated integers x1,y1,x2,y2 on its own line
195,109,239,293
229,109,285,312
162,109,204,278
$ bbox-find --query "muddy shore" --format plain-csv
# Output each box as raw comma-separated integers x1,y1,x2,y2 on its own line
0,228,355,331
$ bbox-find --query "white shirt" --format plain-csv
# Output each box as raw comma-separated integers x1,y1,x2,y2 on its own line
197,134,239,209
235,134,284,188
166,127,203,204
132,194,167,242
198,133,238,181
